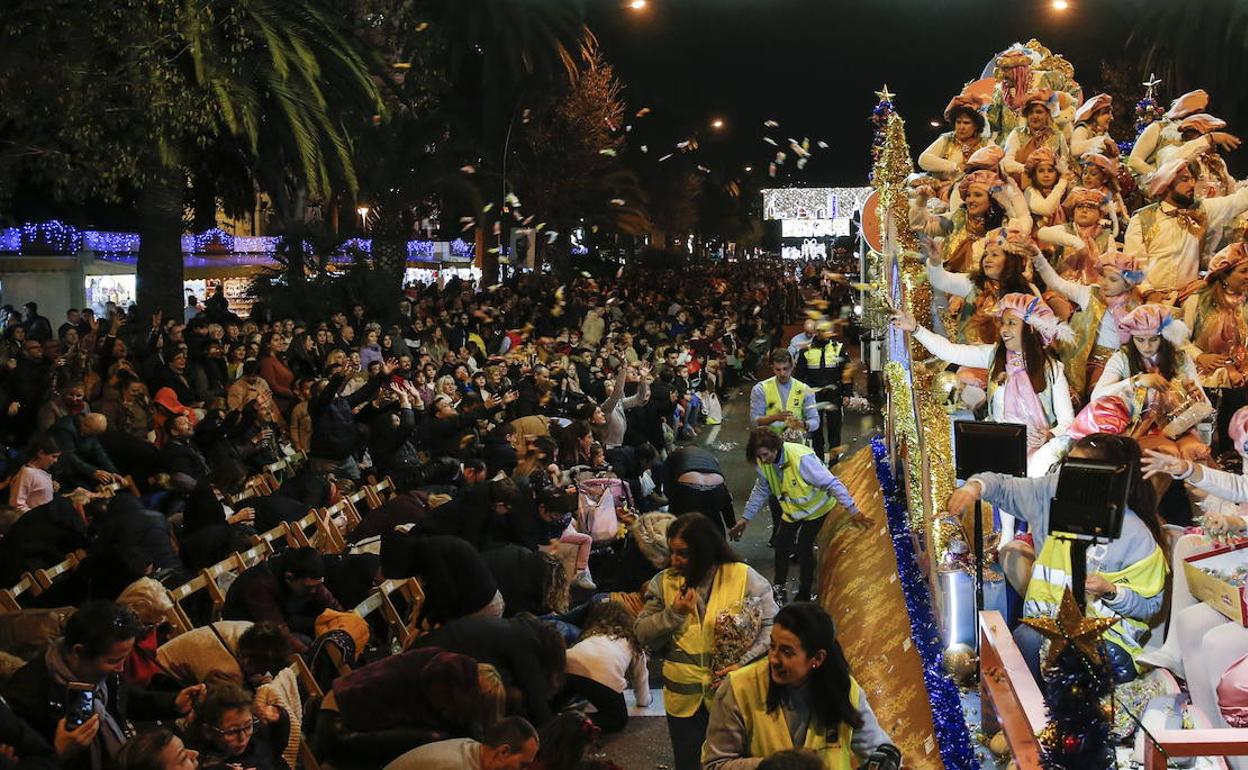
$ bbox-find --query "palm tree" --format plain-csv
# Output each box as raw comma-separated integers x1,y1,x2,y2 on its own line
137,0,383,317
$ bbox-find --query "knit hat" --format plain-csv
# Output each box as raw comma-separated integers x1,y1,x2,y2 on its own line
1166,89,1210,121
1208,242,1248,279
1116,303,1190,346
1073,93,1112,126
1146,157,1192,199
989,292,1074,345
1023,146,1060,174
315,608,371,652
1178,113,1227,135
958,169,1004,200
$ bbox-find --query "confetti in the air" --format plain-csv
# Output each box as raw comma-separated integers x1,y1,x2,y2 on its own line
505,193,521,208
610,198,626,206
697,165,711,173
768,163,777,177
640,145,648,153
796,157,809,170
482,203,494,213
492,221,501,236
414,21,429,32
817,140,829,149
762,137,778,146
636,107,651,118
764,120,779,128
546,231,559,244
659,153,674,162
775,151,787,164
599,148,617,157
460,165,476,175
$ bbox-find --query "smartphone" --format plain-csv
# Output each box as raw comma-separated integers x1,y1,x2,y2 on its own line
65,682,94,728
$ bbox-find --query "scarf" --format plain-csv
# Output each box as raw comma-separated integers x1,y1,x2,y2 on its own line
1000,350,1050,454
1162,204,1207,237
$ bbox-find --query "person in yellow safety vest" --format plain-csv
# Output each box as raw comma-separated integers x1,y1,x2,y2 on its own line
794,328,847,465
946,432,1169,684
749,349,821,548
635,513,778,770
702,602,898,770
729,429,871,605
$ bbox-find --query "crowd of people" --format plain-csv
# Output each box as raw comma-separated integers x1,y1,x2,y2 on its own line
0,259,908,770
898,40,1248,758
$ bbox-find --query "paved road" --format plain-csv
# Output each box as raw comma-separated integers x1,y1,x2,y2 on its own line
597,388,881,767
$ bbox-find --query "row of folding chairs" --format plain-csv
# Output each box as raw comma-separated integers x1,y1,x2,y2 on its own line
0,547,91,612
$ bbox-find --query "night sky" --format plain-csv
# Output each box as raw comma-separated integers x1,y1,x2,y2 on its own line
587,0,1143,187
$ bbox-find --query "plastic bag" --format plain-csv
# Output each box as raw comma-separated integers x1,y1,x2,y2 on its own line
710,595,764,687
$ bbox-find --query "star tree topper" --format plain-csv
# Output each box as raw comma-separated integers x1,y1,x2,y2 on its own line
875,84,895,103
1019,588,1118,669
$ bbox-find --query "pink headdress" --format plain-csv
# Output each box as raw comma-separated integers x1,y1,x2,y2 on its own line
1217,653,1248,728
1066,397,1132,441
1073,94,1112,126
964,145,1005,172
989,292,1074,346
1228,405,1248,454
958,169,1003,200
1146,158,1191,199
984,227,1039,260
1080,152,1119,184
1116,303,1190,346
1063,185,1111,213
1178,113,1227,135
1208,242,1248,279
1166,89,1210,121
943,92,990,125
1023,146,1059,174
1023,88,1056,113
1095,245,1145,286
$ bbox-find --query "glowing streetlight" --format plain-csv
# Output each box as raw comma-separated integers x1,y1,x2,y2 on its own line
710,118,725,130
629,0,647,9
1052,0,1069,9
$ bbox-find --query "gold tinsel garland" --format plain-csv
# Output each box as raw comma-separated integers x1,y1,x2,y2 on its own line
872,112,955,560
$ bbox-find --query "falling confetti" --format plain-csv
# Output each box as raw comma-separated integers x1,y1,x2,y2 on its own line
415,21,429,31
536,222,546,231
659,153,674,162
546,231,559,244
522,108,532,124
697,165,711,173
796,157,809,170
460,165,476,175
676,140,691,150
482,203,494,213
762,137,777,146
817,140,829,149
581,271,593,278
625,125,633,133
505,193,521,208
640,145,648,153
460,220,475,232
636,107,652,118
775,151,787,164
599,148,618,157
768,163,777,177
610,198,626,206
764,120,780,128
487,247,500,254
492,221,501,236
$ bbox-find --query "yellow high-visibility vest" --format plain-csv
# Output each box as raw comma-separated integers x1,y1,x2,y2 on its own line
659,562,750,717
759,443,840,524
1024,532,1168,667
723,657,857,770
760,376,810,434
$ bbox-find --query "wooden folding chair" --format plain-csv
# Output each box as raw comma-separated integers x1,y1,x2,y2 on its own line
253,523,297,551
375,578,425,649
290,510,343,554
318,503,351,551
166,573,212,635
364,477,396,511
29,551,84,596
236,539,276,569
0,573,38,613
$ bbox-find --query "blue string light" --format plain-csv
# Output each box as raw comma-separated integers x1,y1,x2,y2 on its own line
870,435,981,770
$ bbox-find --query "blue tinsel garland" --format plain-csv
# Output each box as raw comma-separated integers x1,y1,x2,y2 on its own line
870,435,981,770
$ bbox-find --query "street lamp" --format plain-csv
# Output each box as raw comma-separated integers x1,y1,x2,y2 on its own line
628,0,647,9
1052,0,1069,9
710,118,725,130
